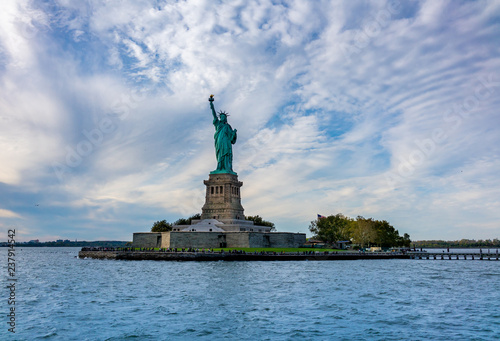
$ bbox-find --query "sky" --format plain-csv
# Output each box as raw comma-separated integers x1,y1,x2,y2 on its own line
0,0,499,242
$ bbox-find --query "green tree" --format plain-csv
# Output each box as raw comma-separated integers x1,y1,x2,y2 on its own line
351,217,411,248
174,213,202,226
402,233,411,247
151,220,172,232
351,216,377,248
309,213,352,244
372,220,400,247
246,215,276,231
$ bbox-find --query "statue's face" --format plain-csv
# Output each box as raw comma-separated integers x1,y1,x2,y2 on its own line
220,114,227,123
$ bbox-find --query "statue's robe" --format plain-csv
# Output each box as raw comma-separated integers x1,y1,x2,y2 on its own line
213,117,237,173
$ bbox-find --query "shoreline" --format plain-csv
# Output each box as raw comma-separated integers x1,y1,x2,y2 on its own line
78,250,411,261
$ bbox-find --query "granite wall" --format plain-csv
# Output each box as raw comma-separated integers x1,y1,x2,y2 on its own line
132,232,162,248
132,231,306,249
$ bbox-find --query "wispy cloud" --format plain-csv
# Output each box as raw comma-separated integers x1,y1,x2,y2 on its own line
0,208,21,218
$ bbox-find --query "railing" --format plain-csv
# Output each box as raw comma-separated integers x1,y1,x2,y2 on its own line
408,252,500,260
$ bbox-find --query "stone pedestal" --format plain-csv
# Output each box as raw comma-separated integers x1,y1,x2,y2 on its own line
201,173,244,220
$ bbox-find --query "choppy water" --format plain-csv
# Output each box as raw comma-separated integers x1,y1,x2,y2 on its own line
1,247,499,340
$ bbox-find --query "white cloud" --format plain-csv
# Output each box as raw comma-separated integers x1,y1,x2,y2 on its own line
0,209,21,218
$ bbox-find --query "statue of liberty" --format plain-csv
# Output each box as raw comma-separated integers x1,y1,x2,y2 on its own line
209,95,237,175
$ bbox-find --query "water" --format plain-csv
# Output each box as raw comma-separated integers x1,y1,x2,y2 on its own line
1,247,499,340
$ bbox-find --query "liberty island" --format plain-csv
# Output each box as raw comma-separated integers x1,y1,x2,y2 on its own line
78,96,500,261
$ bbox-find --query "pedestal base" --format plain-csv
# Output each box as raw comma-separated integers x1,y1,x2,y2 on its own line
201,173,244,220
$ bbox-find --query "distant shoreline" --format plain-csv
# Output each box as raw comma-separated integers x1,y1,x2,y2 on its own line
421,246,499,249
0,241,130,247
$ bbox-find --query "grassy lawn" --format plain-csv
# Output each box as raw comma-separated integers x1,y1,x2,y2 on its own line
126,247,345,252
207,247,343,252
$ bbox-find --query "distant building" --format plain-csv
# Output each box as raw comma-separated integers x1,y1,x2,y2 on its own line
28,239,40,243
304,239,324,247
304,239,351,249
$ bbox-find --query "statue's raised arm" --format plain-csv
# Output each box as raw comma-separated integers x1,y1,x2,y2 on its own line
208,95,237,175
209,94,217,121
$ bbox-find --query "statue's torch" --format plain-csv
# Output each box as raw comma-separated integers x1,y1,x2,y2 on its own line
209,94,214,102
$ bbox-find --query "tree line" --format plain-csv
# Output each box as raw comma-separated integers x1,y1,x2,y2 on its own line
412,239,500,248
151,214,275,232
309,213,411,248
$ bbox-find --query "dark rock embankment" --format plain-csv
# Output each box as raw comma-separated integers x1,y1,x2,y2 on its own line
78,250,411,261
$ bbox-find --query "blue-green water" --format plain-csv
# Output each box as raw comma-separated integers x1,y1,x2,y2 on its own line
1,247,499,340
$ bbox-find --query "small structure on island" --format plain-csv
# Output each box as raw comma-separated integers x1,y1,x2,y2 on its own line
132,95,305,249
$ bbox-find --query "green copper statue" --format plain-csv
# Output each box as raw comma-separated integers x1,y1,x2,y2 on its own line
209,95,237,175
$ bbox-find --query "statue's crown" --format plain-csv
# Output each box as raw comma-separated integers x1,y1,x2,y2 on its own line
218,110,229,117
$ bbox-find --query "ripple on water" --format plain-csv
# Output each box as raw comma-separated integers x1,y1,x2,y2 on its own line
3,248,500,340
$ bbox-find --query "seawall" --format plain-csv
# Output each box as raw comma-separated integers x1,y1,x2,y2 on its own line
78,250,411,261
